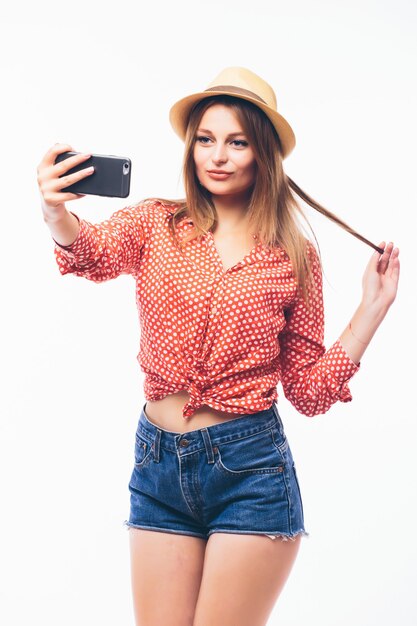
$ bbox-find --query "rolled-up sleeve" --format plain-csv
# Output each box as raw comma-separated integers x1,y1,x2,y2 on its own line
277,241,361,417
53,202,151,282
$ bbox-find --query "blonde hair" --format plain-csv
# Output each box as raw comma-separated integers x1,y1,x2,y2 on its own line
147,95,383,310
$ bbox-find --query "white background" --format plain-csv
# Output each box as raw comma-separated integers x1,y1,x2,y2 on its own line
1,1,416,624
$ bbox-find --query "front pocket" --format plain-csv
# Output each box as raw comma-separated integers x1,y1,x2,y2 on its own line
134,431,154,468
214,429,286,476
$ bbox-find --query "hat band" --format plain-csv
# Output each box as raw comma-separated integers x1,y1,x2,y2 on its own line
203,85,268,106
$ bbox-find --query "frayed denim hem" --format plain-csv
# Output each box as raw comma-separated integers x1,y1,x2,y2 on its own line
122,520,208,540
207,529,310,541
264,529,310,541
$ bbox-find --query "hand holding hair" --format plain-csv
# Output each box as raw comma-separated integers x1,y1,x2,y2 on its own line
338,240,400,365
361,240,400,312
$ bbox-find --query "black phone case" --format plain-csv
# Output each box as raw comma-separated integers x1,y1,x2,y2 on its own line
54,151,131,198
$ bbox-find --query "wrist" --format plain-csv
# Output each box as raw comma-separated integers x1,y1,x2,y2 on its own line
357,299,389,323
46,209,81,248
43,206,69,225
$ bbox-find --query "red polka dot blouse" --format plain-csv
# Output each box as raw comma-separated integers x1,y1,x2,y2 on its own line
53,198,361,420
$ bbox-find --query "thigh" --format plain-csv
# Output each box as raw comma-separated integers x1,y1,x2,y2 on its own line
193,532,302,626
128,528,207,626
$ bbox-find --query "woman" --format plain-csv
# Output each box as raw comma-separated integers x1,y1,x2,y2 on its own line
37,67,400,626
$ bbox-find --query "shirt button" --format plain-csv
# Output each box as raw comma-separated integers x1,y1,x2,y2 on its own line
212,306,217,314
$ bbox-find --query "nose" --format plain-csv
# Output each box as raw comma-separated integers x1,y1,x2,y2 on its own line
211,142,228,164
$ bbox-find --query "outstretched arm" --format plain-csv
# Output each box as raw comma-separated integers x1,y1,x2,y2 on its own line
51,205,148,282
38,143,151,283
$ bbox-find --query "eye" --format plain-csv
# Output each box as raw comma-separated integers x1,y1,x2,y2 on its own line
195,136,249,147
195,136,211,144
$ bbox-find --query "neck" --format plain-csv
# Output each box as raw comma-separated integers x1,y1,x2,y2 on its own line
211,190,252,231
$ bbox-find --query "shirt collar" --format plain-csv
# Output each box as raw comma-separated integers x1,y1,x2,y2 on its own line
162,201,286,269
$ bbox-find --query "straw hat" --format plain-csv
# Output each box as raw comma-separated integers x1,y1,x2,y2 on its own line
169,66,296,159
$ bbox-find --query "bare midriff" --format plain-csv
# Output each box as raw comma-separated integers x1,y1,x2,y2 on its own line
144,391,246,433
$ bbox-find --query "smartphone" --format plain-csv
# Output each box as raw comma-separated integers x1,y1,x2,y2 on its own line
54,151,132,198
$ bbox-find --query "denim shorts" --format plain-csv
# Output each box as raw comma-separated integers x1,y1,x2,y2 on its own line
123,401,309,542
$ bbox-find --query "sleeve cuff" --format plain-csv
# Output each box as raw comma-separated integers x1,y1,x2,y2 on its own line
323,338,361,403
53,213,99,275
52,212,82,251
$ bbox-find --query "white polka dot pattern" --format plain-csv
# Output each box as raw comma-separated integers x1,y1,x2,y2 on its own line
277,242,360,416
53,199,361,420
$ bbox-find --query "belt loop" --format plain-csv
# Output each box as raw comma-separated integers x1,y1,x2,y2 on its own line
200,427,215,464
153,429,161,462
272,402,284,436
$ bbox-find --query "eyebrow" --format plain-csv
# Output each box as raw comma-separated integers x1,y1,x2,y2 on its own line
197,128,247,138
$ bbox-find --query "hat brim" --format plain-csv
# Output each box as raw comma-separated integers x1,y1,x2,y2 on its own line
169,90,296,159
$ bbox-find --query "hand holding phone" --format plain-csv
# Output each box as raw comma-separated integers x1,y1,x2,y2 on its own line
54,150,131,198
37,143,132,241
37,143,95,223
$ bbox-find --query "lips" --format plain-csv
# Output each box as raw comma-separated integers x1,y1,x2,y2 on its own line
207,171,233,180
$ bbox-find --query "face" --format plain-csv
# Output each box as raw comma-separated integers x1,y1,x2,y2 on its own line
193,104,257,201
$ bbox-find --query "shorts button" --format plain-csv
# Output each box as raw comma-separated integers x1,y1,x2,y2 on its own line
213,446,218,453
180,439,190,447
277,466,284,472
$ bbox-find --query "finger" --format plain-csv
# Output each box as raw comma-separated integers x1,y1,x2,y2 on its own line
52,151,91,175
49,164,94,192
391,256,400,283
387,247,400,280
378,241,394,274
367,241,386,273
38,143,74,169
44,191,88,204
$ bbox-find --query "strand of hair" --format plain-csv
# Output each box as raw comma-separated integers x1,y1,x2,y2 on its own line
286,176,384,255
